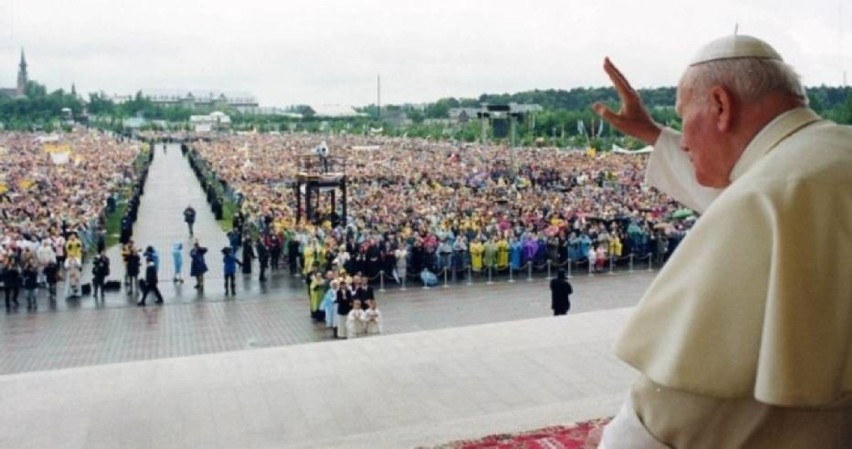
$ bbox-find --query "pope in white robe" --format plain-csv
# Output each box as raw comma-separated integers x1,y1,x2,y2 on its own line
594,35,852,448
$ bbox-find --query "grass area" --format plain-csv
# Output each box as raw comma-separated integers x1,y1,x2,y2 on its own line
217,196,236,232
105,201,128,248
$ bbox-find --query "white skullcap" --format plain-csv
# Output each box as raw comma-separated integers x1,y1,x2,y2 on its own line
690,34,783,66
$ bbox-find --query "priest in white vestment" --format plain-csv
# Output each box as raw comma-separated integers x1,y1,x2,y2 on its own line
592,35,852,448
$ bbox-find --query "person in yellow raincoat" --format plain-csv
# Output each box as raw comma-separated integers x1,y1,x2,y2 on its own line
315,242,328,272
608,233,623,259
309,271,326,320
496,236,509,269
469,237,484,273
302,241,315,275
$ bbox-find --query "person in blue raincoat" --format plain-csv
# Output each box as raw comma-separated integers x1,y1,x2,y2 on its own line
509,236,523,271
189,240,208,291
321,279,340,333
172,241,184,283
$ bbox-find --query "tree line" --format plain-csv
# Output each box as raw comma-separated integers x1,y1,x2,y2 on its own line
1,79,849,144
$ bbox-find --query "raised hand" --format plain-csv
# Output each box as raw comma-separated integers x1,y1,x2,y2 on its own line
592,58,663,145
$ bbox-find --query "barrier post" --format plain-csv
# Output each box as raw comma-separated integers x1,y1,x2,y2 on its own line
401,274,407,291
527,262,533,282
589,258,595,276
567,259,572,278
629,254,634,272
487,266,493,285
647,253,653,271
443,268,449,288
295,257,302,278
467,266,473,286
547,260,552,279
609,256,615,275
508,264,515,283
379,271,386,293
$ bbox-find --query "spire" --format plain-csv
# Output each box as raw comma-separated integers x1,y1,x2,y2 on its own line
16,48,28,97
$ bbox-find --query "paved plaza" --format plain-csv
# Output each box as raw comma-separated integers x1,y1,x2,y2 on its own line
0,144,652,448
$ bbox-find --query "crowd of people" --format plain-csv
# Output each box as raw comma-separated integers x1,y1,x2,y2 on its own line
190,134,693,284
0,130,145,309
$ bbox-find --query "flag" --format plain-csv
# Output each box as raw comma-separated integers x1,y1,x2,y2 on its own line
597,119,605,137
577,120,586,136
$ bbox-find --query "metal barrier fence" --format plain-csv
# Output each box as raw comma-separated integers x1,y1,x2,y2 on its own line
293,251,661,292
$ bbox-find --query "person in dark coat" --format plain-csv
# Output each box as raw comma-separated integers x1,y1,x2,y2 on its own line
550,269,573,316
335,280,354,339
137,257,163,306
267,234,282,270
91,250,110,300
183,205,196,237
125,249,141,295
256,239,269,282
43,261,59,300
241,237,254,275
354,275,375,306
189,241,209,290
287,238,300,274
3,258,20,308
22,263,38,310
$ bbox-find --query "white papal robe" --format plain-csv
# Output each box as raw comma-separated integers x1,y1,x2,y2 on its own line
602,108,852,448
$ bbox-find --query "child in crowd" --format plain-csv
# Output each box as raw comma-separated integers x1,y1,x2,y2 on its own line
172,241,184,283
364,298,382,336
346,299,366,339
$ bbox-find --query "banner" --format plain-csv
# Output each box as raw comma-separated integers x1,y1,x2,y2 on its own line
50,152,71,165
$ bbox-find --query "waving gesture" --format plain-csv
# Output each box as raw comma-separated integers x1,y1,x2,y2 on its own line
592,58,663,145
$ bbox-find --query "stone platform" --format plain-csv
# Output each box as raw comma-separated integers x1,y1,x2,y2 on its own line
0,308,634,449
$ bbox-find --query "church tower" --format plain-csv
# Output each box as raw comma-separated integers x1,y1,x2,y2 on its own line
16,49,28,97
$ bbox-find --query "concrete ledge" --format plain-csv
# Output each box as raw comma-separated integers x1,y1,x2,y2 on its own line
0,308,636,449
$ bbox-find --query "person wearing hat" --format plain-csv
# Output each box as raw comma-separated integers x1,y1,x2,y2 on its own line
593,35,852,447
549,269,572,316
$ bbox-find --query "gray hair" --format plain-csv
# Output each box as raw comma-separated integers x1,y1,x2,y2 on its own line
682,58,808,105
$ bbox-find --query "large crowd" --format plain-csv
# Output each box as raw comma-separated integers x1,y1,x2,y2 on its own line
192,134,693,285
1,130,144,308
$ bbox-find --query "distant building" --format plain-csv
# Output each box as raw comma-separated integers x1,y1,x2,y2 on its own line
190,111,231,132
448,107,480,124
141,89,258,110
238,106,303,118
0,49,28,98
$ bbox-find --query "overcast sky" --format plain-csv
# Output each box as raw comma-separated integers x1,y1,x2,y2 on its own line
0,0,849,107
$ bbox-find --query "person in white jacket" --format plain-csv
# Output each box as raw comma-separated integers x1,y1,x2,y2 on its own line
346,299,366,339
363,298,383,336
593,34,852,448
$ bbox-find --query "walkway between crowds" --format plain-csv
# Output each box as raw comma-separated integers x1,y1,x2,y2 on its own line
94,143,229,303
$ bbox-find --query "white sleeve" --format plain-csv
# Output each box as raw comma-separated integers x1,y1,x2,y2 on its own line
645,128,722,213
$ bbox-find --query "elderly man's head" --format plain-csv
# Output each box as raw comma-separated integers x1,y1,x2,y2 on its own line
675,35,808,188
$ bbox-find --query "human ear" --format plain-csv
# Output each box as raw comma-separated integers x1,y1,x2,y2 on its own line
710,86,733,132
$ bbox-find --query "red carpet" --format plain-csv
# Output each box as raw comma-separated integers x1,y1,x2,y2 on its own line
428,418,610,449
